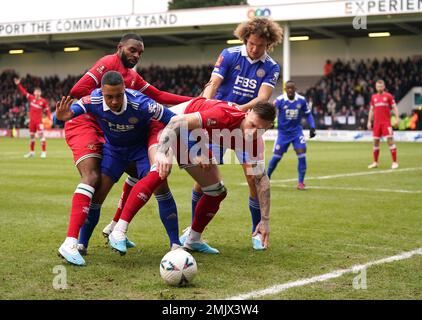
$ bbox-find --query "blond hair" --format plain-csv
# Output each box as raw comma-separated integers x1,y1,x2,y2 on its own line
234,17,283,51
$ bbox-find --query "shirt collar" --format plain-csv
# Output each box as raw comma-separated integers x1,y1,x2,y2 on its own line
103,92,127,115
241,45,267,64
283,93,298,102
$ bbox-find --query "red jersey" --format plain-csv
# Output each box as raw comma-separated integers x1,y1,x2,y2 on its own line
370,92,395,124
71,53,147,99
185,97,263,160
17,84,51,124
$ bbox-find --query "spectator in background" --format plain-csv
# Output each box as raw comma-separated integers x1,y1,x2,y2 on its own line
323,59,333,76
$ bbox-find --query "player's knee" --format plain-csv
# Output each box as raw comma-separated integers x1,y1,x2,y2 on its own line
202,181,227,198
81,170,101,189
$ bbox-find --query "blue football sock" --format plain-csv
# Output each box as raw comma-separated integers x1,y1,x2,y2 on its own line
267,154,282,179
78,203,101,248
248,197,261,233
191,189,203,222
156,192,181,247
298,153,307,183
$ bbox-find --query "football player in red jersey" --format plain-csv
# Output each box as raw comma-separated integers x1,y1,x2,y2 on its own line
14,78,51,158
59,34,192,264
367,79,399,169
148,97,276,254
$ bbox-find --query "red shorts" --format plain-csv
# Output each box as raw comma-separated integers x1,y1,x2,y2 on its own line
148,119,165,150
373,122,393,139
65,114,105,165
29,121,44,134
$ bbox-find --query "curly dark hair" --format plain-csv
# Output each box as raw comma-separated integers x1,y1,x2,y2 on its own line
234,17,283,51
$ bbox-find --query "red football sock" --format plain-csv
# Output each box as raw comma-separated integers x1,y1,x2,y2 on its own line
390,145,397,162
41,139,46,152
373,146,380,162
191,192,227,233
112,177,138,222
66,183,95,239
120,171,163,224
30,139,35,152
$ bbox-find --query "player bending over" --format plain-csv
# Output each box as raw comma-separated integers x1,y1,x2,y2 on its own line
267,80,316,190
111,97,275,254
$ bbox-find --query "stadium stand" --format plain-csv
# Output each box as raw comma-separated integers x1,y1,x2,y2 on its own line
1,57,422,130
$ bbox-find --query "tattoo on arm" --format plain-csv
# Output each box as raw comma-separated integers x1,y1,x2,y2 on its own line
157,116,184,155
254,171,270,221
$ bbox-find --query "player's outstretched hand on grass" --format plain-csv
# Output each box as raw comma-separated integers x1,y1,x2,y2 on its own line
55,96,74,121
310,127,316,139
253,220,269,249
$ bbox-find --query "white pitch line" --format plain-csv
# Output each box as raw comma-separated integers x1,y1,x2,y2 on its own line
271,184,422,194
239,167,422,185
226,248,422,300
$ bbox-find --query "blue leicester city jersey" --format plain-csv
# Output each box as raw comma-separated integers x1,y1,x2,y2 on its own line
71,88,175,147
212,45,280,105
274,93,311,135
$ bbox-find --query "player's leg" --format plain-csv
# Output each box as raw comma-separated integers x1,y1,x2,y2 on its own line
189,143,224,224
148,120,181,249
183,164,226,254
385,125,398,169
24,123,36,158
38,124,46,158
267,135,289,179
293,134,308,190
102,161,138,241
74,157,103,253
369,124,381,168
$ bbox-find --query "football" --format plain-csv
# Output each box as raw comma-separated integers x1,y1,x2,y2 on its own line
160,248,197,286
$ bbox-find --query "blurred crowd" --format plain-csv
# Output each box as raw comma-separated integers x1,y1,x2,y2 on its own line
1,57,421,131
304,57,422,130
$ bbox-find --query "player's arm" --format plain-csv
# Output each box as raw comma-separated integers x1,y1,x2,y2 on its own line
70,57,111,99
202,49,231,99
55,96,88,121
143,84,193,106
202,74,223,99
14,78,32,99
251,161,271,248
391,96,399,127
304,101,316,138
238,85,274,112
155,113,201,179
367,105,374,130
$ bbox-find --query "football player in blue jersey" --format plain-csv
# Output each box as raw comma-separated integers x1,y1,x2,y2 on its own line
55,71,178,265
182,17,284,251
267,80,316,190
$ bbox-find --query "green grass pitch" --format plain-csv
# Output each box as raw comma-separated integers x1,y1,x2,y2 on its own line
0,137,421,299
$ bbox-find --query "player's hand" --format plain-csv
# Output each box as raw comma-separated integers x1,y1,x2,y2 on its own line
55,96,74,121
367,122,372,130
13,78,20,85
394,119,399,127
309,127,316,139
155,150,173,180
253,220,270,249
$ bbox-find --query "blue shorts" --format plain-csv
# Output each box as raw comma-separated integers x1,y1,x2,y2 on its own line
101,143,150,183
210,144,249,164
273,132,306,156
